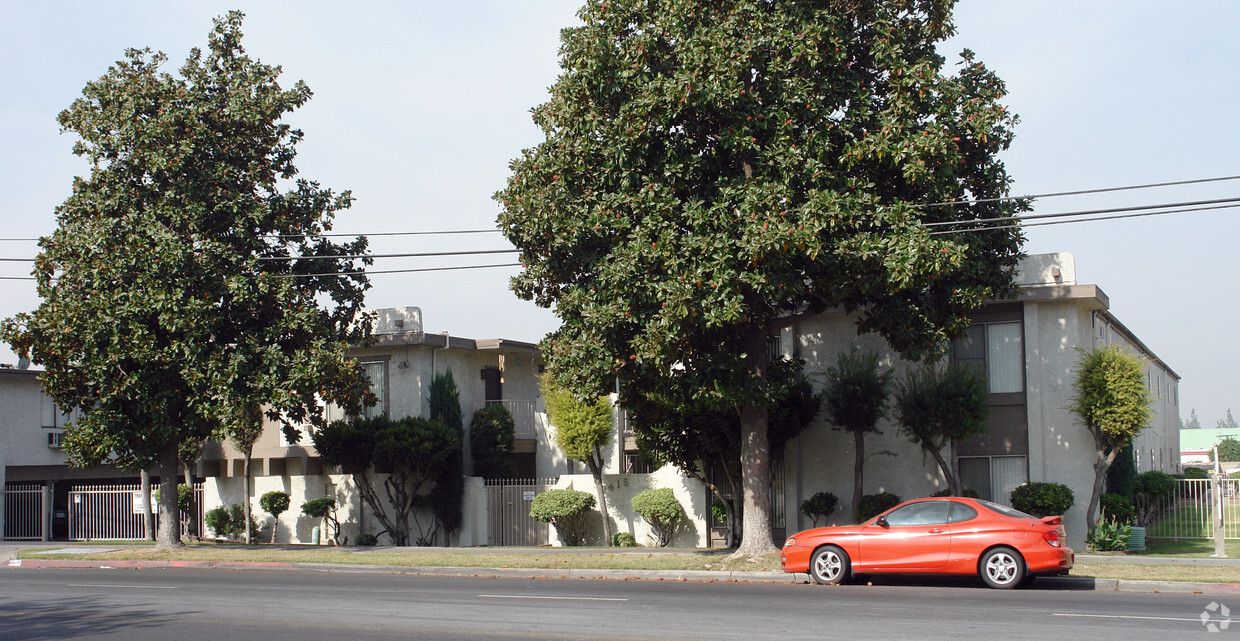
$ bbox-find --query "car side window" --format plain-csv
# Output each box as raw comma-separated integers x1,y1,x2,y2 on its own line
948,502,978,524
883,500,950,526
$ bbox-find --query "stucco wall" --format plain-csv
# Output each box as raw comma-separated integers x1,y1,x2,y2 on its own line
546,469,709,547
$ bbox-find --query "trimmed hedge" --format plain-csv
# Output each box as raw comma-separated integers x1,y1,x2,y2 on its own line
800,491,838,527
631,488,683,547
530,489,596,546
1009,482,1074,518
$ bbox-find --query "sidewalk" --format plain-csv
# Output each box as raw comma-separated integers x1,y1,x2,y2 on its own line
5,542,1240,595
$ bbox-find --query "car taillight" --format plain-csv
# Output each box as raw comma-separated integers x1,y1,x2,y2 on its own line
1042,530,1061,547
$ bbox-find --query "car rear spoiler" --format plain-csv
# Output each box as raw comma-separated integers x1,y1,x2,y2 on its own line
1039,515,1062,525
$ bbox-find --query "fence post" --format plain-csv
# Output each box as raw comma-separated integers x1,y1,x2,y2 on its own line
1213,472,1227,558
41,485,52,543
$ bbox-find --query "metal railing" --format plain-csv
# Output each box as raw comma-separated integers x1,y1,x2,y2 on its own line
1145,478,1240,540
471,400,538,439
68,482,205,541
3,483,45,541
484,477,557,546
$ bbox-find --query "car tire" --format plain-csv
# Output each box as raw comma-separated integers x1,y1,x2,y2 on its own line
809,545,850,585
979,547,1025,589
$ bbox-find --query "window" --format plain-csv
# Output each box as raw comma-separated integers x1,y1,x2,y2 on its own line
952,322,1023,393
883,500,950,526
361,360,387,419
948,502,978,524
41,394,77,428
958,455,1027,505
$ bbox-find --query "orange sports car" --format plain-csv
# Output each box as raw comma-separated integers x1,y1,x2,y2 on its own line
781,496,1074,589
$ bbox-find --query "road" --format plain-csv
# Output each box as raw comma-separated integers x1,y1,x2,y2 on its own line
0,567,1231,640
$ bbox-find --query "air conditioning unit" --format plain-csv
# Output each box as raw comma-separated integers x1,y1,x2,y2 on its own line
47,431,64,449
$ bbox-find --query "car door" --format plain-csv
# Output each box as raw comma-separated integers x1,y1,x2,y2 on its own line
858,500,952,570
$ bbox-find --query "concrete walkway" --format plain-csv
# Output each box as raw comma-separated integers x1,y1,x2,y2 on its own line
4,542,1239,594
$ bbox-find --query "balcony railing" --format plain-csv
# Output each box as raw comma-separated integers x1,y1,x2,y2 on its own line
470,400,538,439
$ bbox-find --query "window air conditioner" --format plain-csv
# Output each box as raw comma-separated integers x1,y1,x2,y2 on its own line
47,431,64,449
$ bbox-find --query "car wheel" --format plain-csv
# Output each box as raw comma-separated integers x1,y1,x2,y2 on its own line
979,547,1024,589
809,545,850,585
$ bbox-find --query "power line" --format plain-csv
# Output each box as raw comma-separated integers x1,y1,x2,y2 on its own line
1,262,525,282
916,174,1240,209
924,196,1240,228
929,202,1240,236
257,248,518,262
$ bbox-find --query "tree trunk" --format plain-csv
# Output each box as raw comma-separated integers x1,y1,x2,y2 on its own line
732,402,777,558
587,452,613,545
1086,446,1119,539
155,439,184,550
140,469,155,542
243,452,252,545
927,443,958,496
183,461,196,541
852,428,866,523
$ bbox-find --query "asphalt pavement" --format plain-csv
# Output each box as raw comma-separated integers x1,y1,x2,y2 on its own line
3,541,1238,594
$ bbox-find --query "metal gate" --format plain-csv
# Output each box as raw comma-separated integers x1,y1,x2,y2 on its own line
3,483,45,541
485,478,555,547
68,482,205,541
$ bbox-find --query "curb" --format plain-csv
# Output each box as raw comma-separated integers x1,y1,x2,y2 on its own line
8,558,1240,594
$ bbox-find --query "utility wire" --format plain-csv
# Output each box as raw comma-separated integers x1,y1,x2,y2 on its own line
929,202,1240,236
257,248,518,262
916,174,1240,209
273,262,521,278
924,196,1240,228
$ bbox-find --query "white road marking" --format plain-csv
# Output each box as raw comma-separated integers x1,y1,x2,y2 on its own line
477,594,628,602
1053,613,1200,623
68,584,178,589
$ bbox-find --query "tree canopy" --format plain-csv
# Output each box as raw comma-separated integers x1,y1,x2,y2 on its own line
0,12,372,548
820,349,891,521
1069,345,1152,536
542,376,616,544
893,363,989,496
497,0,1024,555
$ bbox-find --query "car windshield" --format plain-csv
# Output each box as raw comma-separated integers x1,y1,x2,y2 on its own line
976,499,1036,519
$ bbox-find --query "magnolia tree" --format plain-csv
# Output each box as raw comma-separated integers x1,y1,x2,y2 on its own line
497,0,1025,556
0,12,372,550
1070,345,1152,537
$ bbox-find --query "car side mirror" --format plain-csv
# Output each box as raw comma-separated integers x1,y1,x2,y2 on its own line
876,516,889,528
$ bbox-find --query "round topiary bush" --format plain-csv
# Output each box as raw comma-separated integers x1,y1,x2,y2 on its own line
931,488,981,498
612,531,637,547
631,488,683,547
1009,482,1074,517
530,488,596,546
858,492,901,523
800,491,838,527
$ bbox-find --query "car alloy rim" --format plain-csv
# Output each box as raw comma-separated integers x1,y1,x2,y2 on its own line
986,552,1018,584
815,551,842,580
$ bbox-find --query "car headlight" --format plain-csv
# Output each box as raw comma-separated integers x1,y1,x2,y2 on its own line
784,537,796,547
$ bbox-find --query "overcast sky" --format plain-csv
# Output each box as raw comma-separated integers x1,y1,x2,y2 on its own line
2,1,1236,424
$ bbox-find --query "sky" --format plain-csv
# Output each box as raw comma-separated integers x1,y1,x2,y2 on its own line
1,1,1236,424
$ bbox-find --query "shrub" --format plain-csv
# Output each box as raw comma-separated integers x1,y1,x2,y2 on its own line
858,492,901,523
470,405,517,479
301,497,343,545
800,491,838,527
204,503,263,541
1181,467,1208,480
259,491,291,544
530,489,596,546
612,532,637,547
1087,515,1132,552
204,506,230,538
355,532,378,547
631,488,683,547
1009,482,1074,518
1100,493,1135,525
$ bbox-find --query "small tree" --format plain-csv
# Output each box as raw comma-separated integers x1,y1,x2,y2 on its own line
1069,345,1152,537
894,365,990,497
1216,437,1240,463
469,405,517,479
542,376,615,545
259,491,290,544
631,488,683,547
530,488,596,547
301,497,342,545
428,370,465,544
820,349,891,522
800,491,839,528
225,403,264,544
313,415,458,546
